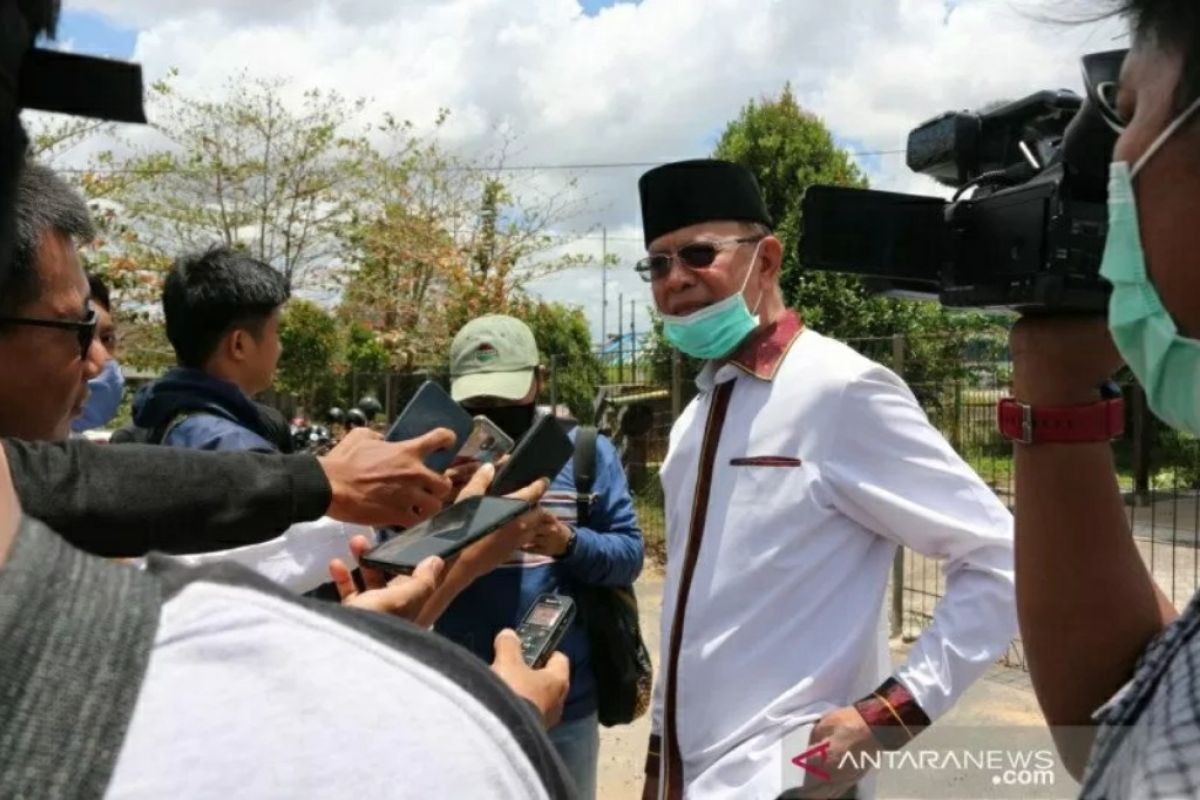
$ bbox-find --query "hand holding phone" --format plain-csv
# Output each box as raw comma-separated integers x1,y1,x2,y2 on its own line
515,594,576,668
363,495,531,575
385,382,474,472
489,415,575,497
491,629,570,728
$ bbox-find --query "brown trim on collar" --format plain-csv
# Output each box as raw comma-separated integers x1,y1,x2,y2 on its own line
728,310,805,381
662,380,735,800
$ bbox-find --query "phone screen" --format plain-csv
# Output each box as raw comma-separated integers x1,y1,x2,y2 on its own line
527,603,563,628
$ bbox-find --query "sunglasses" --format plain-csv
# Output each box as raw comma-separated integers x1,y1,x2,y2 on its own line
0,305,98,359
635,236,764,283
1083,49,1131,134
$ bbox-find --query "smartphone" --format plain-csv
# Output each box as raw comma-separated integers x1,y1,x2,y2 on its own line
488,415,575,497
458,416,515,464
362,495,530,575
516,594,576,668
385,381,474,473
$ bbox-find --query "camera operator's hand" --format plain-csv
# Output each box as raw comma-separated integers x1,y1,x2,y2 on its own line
413,465,549,627
329,536,445,621
319,427,454,527
491,629,570,729
1010,316,1123,405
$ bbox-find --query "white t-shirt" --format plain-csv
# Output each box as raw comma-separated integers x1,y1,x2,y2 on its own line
135,518,375,594
106,580,557,799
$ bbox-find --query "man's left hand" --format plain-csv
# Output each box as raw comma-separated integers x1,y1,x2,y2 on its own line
329,535,445,621
797,706,882,798
522,509,573,558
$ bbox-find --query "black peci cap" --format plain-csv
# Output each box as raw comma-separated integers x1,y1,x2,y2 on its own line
638,159,772,248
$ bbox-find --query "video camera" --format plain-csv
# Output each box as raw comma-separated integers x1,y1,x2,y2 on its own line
0,1,146,284
799,50,1127,314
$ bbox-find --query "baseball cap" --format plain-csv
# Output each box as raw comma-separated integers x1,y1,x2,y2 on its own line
449,315,539,403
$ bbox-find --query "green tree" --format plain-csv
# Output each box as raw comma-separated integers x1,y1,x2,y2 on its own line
343,321,390,376
648,86,1000,407
714,84,871,326
276,299,341,413
515,300,603,423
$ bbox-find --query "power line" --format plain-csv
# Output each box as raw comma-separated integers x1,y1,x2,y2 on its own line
50,149,907,177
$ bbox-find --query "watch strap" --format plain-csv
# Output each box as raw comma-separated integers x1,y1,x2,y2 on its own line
997,394,1125,444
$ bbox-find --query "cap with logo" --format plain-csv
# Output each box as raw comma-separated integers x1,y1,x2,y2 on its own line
449,315,540,403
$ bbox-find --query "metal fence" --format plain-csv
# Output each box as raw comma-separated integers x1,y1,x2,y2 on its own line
844,334,1200,671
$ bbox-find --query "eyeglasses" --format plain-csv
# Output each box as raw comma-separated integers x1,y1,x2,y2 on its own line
635,236,764,283
1083,49,1130,134
0,306,98,359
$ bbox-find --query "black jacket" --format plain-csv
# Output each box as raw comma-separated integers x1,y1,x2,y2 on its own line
2,438,331,558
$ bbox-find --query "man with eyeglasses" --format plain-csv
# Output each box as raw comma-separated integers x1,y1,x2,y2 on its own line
636,160,1017,800
0,163,105,441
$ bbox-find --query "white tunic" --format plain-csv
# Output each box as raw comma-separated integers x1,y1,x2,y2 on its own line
652,321,1016,799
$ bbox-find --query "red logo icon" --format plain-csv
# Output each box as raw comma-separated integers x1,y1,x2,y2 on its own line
791,741,832,781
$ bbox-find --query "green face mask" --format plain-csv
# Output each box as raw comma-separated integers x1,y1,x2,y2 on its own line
1101,95,1200,434
662,241,763,360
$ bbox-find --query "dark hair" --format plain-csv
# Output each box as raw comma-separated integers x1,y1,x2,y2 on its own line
86,272,110,312
1108,1,1200,111
1,163,95,313
163,246,290,368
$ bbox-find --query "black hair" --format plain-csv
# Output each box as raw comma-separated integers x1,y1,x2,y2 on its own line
1107,1,1200,111
163,245,290,368
1,162,95,314
86,272,110,312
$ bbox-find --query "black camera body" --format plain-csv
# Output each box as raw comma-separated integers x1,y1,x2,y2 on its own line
799,50,1126,314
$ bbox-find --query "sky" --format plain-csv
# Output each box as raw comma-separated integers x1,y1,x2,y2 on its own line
38,0,1126,343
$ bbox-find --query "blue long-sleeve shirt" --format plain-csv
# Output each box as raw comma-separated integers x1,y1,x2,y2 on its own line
435,426,644,722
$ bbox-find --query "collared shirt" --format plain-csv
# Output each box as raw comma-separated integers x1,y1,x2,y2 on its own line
1081,590,1200,798
651,312,1016,799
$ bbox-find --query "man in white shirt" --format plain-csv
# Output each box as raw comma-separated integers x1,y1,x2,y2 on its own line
635,160,1017,800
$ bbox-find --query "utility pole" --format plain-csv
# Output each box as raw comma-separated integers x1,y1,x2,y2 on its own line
600,226,607,348
630,298,637,382
617,292,624,383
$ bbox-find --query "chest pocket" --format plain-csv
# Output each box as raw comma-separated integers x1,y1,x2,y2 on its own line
723,455,819,524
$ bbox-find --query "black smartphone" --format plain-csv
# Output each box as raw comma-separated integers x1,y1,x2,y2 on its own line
385,381,474,473
488,415,575,497
362,495,530,575
515,594,576,668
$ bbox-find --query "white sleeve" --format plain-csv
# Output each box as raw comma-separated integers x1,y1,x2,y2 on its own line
822,366,1016,721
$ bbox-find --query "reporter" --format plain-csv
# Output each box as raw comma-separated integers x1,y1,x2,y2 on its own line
1012,2,1200,794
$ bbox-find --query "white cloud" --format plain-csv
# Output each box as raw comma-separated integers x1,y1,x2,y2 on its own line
61,0,1129,341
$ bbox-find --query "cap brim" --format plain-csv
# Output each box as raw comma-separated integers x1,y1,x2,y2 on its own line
450,370,535,404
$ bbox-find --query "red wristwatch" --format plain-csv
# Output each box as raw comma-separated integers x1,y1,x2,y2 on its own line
997,384,1125,444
